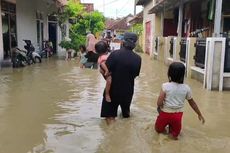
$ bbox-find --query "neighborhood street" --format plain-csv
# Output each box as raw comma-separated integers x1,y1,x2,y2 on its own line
0,56,230,153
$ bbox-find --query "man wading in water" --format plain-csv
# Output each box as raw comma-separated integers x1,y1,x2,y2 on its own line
100,32,142,124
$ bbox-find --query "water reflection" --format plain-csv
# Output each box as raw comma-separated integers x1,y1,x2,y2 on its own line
0,55,230,153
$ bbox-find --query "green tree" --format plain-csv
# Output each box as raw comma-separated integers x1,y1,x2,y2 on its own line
57,0,83,37
58,1,105,52
69,11,105,51
130,23,143,36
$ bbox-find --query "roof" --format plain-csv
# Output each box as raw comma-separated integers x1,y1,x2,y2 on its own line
106,19,118,29
129,11,143,24
55,0,68,6
107,15,133,31
136,0,151,5
148,0,180,14
81,3,94,12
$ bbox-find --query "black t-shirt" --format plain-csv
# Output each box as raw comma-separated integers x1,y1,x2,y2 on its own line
106,47,141,97
85,51,99,63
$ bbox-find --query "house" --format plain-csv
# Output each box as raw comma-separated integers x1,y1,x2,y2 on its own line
81,3,94,13
136,0,230,91
135,0,155,55
129,11,143,25
0,0,69,66
106,14,133,35
129,11,144,49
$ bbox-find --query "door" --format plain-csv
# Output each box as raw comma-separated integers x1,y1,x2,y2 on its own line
48,23,57,54
36,20,44,49
145,21,151,55
163,19,177,37
223,17,230,34
1,1,17,59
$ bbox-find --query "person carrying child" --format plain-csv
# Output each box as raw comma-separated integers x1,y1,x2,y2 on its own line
155,62,205,140
95,41,112,102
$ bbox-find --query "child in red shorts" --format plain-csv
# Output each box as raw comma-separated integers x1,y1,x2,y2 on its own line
155,62,205,140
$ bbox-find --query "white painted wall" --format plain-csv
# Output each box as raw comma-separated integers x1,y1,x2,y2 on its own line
35,0,57,41
143,0,155,56
16,0,65,56
0,3,3,63
16,0,37,49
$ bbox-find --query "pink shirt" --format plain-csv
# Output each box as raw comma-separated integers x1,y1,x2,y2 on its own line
86,34,97,52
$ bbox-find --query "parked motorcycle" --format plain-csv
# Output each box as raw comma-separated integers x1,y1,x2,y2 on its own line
40,41,53,58
190,27,209,38
11,40,42,68
23,40,42,64
11,47,28,68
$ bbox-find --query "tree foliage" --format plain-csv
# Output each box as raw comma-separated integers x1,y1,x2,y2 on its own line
57,0,83,26
130,23,143,36
58,1,105,52
69,11,105,51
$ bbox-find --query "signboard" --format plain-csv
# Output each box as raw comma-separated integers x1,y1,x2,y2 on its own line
110,42,121,51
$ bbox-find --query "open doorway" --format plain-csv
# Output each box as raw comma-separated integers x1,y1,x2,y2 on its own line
1,1,17,60
48,22,57,54
223,17,230,35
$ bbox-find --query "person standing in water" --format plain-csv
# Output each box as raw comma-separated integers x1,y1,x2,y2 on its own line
100,32,141,124
155,62,205,140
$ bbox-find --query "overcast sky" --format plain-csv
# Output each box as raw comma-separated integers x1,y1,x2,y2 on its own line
80,0,143,18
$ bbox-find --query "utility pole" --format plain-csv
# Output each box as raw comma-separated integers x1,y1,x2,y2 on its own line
103,0,105,16
134,0,136,15
214,0,222,36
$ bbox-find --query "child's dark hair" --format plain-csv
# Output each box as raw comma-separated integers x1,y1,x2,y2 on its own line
79,45,86,52
168,62,185,84
95,41,108,55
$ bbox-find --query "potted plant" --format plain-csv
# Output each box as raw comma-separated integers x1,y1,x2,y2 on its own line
59,38,73,60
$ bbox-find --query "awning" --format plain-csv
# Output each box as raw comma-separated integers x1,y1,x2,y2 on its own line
136,0,151,5
148,0,180,14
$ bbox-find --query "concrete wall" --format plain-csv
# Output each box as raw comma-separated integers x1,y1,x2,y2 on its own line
16,0,58,49
143,0,154,56
155,13,162,36
157,36,165,62
188,38,197,77
0,3,3,64
211,41,222,90
16,0,37,49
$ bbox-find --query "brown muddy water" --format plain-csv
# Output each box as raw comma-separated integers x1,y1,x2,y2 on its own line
0,55,230,153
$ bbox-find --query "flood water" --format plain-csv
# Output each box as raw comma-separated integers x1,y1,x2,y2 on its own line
0,55,230,153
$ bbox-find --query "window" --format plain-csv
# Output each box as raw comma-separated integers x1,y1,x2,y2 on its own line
36,11,44,47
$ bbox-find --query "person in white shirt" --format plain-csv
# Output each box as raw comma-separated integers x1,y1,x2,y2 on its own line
155,62,205,140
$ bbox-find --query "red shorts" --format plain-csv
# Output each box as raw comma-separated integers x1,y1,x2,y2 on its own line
155,111,183,138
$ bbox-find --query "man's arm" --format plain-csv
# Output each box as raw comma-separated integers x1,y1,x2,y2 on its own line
137,57,142,76
135,57,142,77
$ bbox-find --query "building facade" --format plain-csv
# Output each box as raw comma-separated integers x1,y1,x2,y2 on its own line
0,0,68,66
136,0,155,55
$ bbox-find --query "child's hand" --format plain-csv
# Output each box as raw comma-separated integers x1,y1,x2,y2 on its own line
157,106,162,114
104,71,110,77
198,115,205,124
